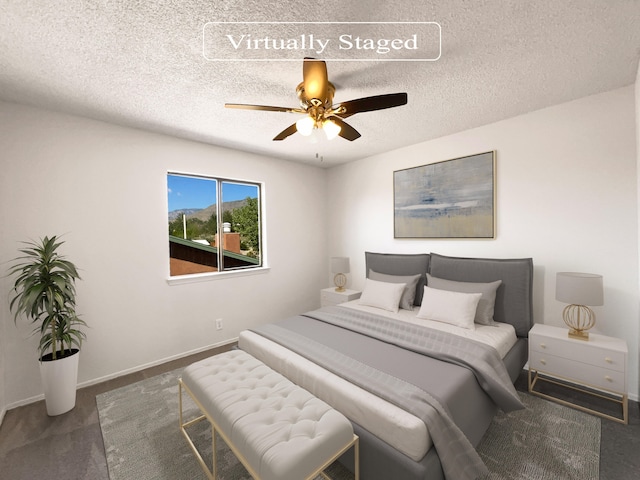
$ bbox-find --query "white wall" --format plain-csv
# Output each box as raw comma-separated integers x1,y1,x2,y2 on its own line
0,101,328,407
636,61,640,398
0,252,4,423
327,85,640,400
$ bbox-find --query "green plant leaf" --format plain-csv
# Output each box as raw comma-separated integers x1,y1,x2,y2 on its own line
8,235,86,359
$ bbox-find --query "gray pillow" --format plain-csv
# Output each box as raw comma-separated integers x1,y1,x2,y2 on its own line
426,273,502,326
365,252,429,305
370,270,421,310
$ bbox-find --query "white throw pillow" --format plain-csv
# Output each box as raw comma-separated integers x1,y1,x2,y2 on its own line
359,278,407,313
416,286,482,330
369,270,421,310
426,274,502,326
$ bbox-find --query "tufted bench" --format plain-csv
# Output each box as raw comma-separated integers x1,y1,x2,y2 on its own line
179,349,359,480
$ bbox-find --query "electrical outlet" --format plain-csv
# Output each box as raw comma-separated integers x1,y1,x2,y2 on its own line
215,318,223,330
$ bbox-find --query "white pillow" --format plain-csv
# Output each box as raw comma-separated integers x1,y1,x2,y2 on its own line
426,274,502,326
416,286,482,330
359,278,407,313
369,270,421,310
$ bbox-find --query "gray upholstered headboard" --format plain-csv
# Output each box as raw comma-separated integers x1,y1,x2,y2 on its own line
364,252,534,338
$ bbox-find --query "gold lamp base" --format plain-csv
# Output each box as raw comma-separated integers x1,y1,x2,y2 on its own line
334,273,347,292
563,304,595,341
568,329,589,341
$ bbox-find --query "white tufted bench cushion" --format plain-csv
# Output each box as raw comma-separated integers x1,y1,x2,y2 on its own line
179,349,358,480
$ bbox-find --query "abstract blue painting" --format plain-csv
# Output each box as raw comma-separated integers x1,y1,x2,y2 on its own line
394,151,495,238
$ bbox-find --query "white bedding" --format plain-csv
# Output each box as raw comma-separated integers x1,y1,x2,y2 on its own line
340,300,518,358
238,304,517,462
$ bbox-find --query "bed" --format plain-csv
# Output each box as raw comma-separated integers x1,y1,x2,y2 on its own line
238,252,534,480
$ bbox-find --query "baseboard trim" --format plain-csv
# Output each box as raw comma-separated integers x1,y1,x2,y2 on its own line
5,393,44,410
77,338,238,389
3,338,238,412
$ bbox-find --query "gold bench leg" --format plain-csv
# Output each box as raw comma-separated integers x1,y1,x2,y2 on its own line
306,434,360,480
179,379,216,479
355,436,360,480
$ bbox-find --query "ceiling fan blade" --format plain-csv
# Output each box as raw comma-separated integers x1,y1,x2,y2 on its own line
302,58,328,101
333,92,408,118
225,103,303,114
273,123,298,141
329,116,361,141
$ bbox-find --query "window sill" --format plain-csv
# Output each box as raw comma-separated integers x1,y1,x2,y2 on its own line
166,266,270,286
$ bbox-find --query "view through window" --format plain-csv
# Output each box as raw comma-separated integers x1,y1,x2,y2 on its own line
167,173,262,276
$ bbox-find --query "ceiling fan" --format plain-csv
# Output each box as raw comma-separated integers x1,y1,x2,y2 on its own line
224,58,408,142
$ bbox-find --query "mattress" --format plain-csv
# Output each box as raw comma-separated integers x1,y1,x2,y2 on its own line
238,305,517,462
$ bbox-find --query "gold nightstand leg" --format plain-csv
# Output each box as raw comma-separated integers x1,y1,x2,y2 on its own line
528,369,628,425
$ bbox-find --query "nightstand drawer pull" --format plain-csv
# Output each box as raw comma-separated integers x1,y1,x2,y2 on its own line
605,357,613,363
539,359,547,365
605,375,613,382
539,343,547,349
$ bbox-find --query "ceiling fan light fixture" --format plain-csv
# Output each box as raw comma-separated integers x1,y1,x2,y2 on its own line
323,119,341,140
295,116,315,136
226,59,407,142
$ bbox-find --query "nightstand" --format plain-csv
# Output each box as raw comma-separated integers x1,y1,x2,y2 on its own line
528,323,628,424
321,288,361,307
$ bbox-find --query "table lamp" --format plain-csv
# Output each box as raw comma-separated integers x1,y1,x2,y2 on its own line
331,257,350,292
555,272,603,340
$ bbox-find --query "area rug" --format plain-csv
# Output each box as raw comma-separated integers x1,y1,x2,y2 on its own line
477,392,600,480
97,367,600,480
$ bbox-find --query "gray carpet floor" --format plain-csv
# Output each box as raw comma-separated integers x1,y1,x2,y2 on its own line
96,368,600,480
1,343,639,479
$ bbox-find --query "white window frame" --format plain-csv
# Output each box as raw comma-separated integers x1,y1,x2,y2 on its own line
166,172,267,285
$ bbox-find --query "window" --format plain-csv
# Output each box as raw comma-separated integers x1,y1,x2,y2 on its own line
167,173,262,277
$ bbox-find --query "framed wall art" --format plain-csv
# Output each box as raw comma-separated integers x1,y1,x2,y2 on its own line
394,151,495,238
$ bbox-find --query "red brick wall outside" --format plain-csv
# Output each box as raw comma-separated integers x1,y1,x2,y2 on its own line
170,257,217,276
215,232,241,253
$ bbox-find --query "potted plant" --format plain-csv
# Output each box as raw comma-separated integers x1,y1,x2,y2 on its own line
8,235,86,416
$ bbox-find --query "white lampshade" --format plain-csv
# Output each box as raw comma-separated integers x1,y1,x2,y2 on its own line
323,119,341,140
296,116,315,136
556,272,604,306
331,257,350,274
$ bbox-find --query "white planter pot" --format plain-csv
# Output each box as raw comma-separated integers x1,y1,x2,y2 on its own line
39,349,80,416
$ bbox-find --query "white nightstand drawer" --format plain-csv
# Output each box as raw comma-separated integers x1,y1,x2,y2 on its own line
530,333,626,372
321,288,361,307
529,351,626,392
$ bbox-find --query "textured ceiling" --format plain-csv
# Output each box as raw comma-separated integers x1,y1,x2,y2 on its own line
1,1,639,167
